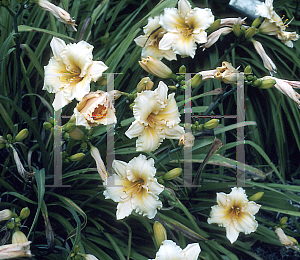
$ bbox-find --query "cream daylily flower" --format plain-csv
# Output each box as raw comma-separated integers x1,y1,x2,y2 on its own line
262,76,300,108
255,0,299,47
43,37,108,110
178,132,195,149
149,240,201,260
103,154,164,219
125,81,184,152
134,16,176,61
207,187,261,244
274,228,299,249
159,0,214,58
214,61,240,84
74,90,117,129
0,242,32,259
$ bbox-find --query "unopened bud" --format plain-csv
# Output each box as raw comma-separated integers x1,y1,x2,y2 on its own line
69,153,85,162
73,245,81,254
247,75,254,81
252,16,262,28
259,78,276,89
179,65,186,74
244,65,252,74
7,134,12,142
163,168,182,180
203,119,219,129
64,123,76,133
0,209,12,222
97,75,107,86
12,230,28,244
49,117,54,124
81,142,88,150
136,77,154,92
279,217,288,225
69,128,85,140
232,23,241,37
19,207,30,220
6,221,15,229
252,79,262,87
196,124,203,130
249,192,264,201
168,85,177,90
43,122,53,130
191,74,202,89
139,56,173,79
245,26,256,39
206,19,221,34
153,221,167,247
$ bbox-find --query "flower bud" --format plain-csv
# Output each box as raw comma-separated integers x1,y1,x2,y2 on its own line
163,168,182,180
69,153,85,162
247,75,254,81
179,65,186,74
6,221,15,229
19,207,30,220
206,19,221,34
252,16,262,28
244,65,252,74
196,124,203,130
43,122,53,130
63,123,76,133
69,127,85,140
7,134,12,142
139,56,173,79
191,74,202,89
136,77,154,92
279,217,288,225
232,23,241,37
12,230,28,244
259,78,276,89
49,117,54,124
81,142,88,150
252,79,262,87
203,119,219,129
168,85,177,90
153,221,167,247
249,192,264,201
97,75,107,86
0,209,12,222
245,26,256,39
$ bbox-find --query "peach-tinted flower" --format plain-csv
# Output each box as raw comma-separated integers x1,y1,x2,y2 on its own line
149,240,201,260
74,91,117,129
159,0,214,58
134,16,176,61
207,187,261,243
125,81,184,152
103,154,164,219
43,38,108,110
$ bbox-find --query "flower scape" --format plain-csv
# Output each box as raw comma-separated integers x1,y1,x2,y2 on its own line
0,0,300,259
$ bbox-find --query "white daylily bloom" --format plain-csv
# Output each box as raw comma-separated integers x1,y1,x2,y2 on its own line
149,240,201,260
159,0,214,58
103,154,164,219
262,76,300,108
207,187,261,244
178,132,195,149
277,31,299,48
134,16,176,61
0,242,32,259
214,61,240,84
43,37,108,110
74,90,117,129
125,81,184,152
84,254,99,260
202,27,232,49
274,228,299,249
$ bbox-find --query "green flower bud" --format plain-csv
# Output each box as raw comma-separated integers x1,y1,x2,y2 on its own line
69,153,85,162
7,134,12,142
6,221,15,229
179,65,186,74
14,129,28,142
203,119,219,129
252,79,262,87
232,23,241,37
43,122,53,130
259,78,276,89
64,132,70,140
19,207,30,220
153,221,167,247
245,26,256,39
168,85,177,90
196,124,203,130
252,16,262,28
249,191,264,201
81,142,88,150
240,26,246,35
247,75,254,81
49,117,54,124
163,168,182,180
244,65,252,74
64,123,76,133
279,217,288,225
191,73,202,89
206,19,221,34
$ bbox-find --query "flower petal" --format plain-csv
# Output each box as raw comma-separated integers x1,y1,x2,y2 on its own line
246,201,261,215
136,127,164,152
112,160,128,179
52,90,71,110
233,212,258,234
90,145,107,181
164,125,184,139
178,0,191,18
155,240,186,260
143,16,161,35
88,61,108,82
134,35,148,47
159,32,177,51
103,174,131,202
228,187,248,208
207,204,232,227
216,192,228,207
125,120,145,139
50,37,66,60
226,222,240,243
172,34,197,58
182,243,201,260
187,8,214,33
116,198,133,220
43,58,66,93
159,8,185,33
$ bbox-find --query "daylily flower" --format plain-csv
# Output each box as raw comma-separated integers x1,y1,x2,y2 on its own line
251,40,277,74
261,76,300,108
103,154,164,219
125,81,184,152
83,254,99,260
90,145,107,181
275,227,299,249
255,0,299,47
214,61,240,84
37,0,77,31
43,37,108,110
207,187,261,244
159,0,214,58
134,16,176,61
0,242,32,259
149,240,201,260
202,27,232,49
178,132,195,149
73,90,117,129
